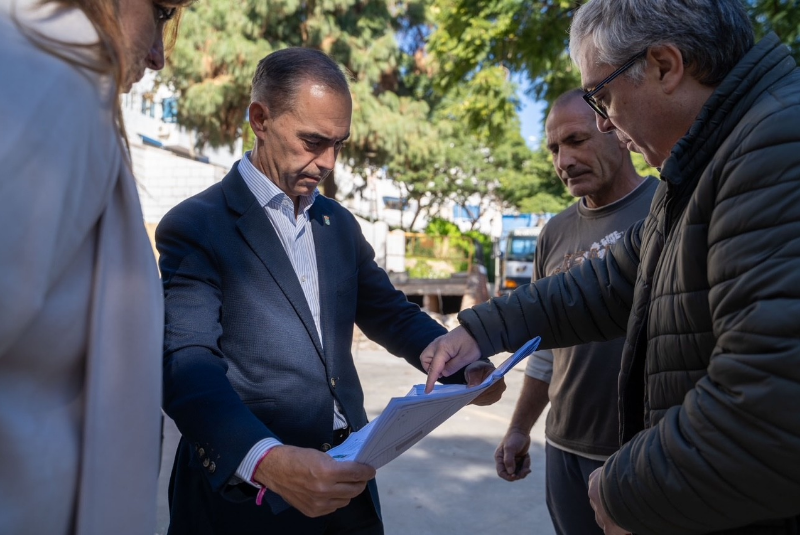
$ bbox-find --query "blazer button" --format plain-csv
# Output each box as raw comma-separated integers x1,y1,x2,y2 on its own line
321,443,332,452
209,462,216,473
198,448,205,457
202,458,210,468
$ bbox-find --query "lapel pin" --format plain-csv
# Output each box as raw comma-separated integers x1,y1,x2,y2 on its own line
324,215,331,226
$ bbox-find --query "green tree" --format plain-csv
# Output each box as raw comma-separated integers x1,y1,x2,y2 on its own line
162,0,437,197
496,140,572,214
425,0,799,213
428,0,584,120
748,0,800,61
424,0,583,213
428,0,800,127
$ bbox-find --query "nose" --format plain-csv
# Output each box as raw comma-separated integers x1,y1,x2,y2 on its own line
596,113,616,134
145,30,166,71
317,144,338,173
556,147,576,172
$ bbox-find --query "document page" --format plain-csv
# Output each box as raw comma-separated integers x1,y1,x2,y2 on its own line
328,336,541,469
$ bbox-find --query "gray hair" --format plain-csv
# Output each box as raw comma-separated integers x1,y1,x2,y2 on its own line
569,0,754,87
251,47,350,117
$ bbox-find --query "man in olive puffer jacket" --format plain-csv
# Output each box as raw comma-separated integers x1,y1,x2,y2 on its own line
421,1,800,534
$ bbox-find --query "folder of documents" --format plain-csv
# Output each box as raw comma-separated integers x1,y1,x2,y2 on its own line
327,336,541,469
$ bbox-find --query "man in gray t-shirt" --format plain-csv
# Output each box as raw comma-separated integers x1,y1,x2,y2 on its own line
494,89,657,535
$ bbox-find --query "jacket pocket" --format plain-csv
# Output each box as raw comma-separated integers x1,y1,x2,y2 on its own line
336,272,358,296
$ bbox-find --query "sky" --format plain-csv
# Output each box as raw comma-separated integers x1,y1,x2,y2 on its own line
519,93,547,150
514,74,548,150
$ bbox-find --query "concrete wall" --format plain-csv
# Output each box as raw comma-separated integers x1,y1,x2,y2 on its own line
132,143,227,224
355,216,390,270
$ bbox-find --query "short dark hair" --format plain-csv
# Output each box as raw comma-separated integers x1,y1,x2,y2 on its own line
251,48,350,117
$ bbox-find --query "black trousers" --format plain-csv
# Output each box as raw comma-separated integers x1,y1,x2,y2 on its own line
545,442,605,535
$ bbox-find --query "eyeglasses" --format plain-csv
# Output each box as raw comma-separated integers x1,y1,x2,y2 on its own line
582,50,647,119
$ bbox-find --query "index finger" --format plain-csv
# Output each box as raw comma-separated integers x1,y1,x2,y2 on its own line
424,360,442,393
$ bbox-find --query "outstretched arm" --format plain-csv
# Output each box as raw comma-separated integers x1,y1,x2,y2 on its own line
422,220,644,392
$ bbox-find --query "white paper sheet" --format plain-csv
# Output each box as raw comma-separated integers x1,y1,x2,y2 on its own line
327,336,541,468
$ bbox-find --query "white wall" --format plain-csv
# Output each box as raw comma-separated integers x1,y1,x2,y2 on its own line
123,73,243,170
355,216,390,270
132,143,227,224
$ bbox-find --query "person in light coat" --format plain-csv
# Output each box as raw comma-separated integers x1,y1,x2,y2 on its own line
0,0,191,533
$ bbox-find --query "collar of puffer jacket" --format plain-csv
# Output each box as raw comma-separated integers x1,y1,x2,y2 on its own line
660,32,795,186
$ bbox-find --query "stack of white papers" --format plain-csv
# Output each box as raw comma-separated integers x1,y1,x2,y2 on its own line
327,337,541,469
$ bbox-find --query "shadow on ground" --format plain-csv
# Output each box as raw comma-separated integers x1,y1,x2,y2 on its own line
376,434,551,535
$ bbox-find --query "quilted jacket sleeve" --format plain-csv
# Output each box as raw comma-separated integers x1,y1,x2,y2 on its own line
457,218,644,357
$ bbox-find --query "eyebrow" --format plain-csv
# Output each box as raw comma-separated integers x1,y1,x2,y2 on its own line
300,132,351,143
548,132,588,150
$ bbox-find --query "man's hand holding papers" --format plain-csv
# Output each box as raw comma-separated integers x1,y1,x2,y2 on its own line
328,337,541,470
465,360,506,406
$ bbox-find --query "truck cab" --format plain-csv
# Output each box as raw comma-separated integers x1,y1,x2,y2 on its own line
497,227,540,295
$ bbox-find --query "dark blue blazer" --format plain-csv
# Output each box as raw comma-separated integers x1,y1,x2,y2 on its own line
157,164,456,534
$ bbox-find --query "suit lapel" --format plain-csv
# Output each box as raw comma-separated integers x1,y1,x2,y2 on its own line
310,199,337,364
221,168,325,361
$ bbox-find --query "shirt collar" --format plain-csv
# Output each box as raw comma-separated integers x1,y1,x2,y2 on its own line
238,151,319,214
580,176,652,212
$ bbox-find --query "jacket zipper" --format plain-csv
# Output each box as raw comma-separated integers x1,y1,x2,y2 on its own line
642,184,677,428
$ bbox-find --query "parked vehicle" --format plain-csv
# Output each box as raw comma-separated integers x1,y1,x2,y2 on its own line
496,226,540,295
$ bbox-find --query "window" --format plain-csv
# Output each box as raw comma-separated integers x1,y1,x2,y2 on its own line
453,205,480,220
383,196,409,211
507,236,537,262
162,97,178,124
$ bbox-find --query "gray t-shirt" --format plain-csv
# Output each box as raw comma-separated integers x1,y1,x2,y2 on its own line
526,176,658,457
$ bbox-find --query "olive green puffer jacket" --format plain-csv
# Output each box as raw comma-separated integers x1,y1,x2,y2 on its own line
459,33,800,534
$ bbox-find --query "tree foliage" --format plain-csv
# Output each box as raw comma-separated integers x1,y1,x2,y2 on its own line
428,0,584,112
164,0,429,162
427,0,800,123
424,0,799,213
748,0,800,61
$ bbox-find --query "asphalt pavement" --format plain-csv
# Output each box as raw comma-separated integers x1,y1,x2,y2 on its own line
156,346,556,535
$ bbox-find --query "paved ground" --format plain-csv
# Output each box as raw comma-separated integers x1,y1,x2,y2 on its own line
156,346,555,535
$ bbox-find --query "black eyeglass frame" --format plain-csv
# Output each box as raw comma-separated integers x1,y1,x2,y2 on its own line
582,50,647,119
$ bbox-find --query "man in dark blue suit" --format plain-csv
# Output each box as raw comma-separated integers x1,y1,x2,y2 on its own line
157,48,502,535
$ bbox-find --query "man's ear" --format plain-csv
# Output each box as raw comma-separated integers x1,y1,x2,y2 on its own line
647,45,685,95
248,101,270,140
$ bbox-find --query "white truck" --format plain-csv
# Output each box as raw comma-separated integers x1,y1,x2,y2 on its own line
496,226,541,295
